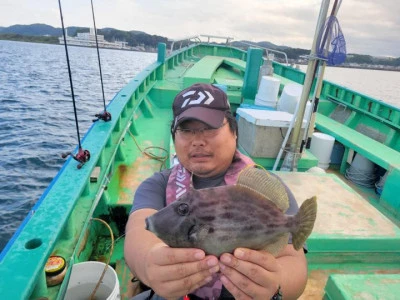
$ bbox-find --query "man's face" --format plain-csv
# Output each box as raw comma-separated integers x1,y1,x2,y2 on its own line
174,119,237,177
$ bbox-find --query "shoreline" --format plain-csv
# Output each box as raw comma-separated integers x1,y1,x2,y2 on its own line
293,62,400,73
1,38,399,71
0,36,157,53
333,64,400,73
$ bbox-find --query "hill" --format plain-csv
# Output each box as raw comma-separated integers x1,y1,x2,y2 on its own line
0,24,399,69
1,23,61,36
0,23,167,50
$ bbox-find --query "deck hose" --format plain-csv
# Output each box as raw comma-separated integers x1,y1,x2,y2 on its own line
344,166,376,188
128,129,169,170
374,171,388,195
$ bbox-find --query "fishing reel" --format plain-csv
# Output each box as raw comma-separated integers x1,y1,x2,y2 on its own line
61,148,91,169
93,111,111,122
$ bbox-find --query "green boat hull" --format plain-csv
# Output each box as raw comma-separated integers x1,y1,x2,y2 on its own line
1,42,399,299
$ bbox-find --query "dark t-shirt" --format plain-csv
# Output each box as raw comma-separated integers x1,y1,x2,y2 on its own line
130,168,303,300
131,169,299,215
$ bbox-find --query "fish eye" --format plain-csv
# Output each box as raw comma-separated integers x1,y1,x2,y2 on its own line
177,203,190,216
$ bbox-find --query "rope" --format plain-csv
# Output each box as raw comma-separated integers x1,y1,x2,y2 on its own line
345,166,376,188
374,171,388,195
89,218,115,300
128,129,169,170
57,0,82,149
319,0,341,51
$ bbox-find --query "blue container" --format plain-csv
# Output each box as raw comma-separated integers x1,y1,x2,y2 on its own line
239,103,276,111
330,142,345,165
236,103,277,123
212,84,228,93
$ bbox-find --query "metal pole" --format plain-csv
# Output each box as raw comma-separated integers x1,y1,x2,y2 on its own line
302,0,341,151
285,0,331,171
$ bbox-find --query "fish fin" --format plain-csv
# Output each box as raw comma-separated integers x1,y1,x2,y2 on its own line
263,233,290,257
292,196,317,250
237,166,289,212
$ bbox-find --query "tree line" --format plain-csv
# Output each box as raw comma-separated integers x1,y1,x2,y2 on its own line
1,25,399,67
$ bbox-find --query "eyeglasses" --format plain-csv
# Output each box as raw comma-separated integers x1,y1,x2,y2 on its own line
175,122,228,139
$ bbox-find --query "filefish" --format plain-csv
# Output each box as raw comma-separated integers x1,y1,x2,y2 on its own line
145,167,317,257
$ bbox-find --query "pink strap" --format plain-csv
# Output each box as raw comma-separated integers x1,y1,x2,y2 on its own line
165,150,254,299
166,150,253,205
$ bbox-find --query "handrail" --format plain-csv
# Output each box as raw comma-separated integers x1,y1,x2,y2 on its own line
167,34,234,53
166,35,288,66
167,35,199,53
199,34,234,44
234,41,289,65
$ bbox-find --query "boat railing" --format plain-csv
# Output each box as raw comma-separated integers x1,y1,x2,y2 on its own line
167,34,234,53
234,41,289,65
166,36,288,65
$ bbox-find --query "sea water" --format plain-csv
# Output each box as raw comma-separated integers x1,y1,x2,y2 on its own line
0,40,156,251
299,64,400,107
0,40,399,251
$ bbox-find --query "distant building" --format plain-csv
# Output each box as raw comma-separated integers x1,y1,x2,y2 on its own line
59,28,132,50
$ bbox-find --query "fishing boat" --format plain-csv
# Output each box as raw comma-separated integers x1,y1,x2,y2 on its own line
1,0,400,299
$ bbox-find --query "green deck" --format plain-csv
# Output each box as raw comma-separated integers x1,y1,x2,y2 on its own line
183,55,246,87
325,274,400,300
1,42,400,299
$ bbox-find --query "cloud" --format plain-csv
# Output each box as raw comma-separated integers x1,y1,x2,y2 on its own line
0,0,399,57
338,0,400,56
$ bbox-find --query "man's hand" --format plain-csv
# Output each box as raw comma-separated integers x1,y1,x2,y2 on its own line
219,245,307,300
219,248,281,300
144,243,219,299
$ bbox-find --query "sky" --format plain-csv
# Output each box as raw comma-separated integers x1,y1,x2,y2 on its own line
1,0,399,57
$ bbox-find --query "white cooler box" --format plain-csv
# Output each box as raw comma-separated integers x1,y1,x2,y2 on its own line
237,108,306,158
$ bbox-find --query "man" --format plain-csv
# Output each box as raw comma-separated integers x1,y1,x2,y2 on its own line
124,83,308,299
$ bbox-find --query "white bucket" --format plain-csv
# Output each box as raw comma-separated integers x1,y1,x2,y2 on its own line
309,132,335,169
350,153,375,174
64,261,120,300
255,76,280,105
277,83,303,114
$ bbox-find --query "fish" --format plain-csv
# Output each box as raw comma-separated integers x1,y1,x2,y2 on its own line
145,167,317,257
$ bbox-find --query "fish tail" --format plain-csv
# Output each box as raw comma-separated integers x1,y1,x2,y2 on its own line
292,196,317,250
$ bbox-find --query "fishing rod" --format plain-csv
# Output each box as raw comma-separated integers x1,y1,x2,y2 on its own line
90,0,111,123
58,0,90,169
